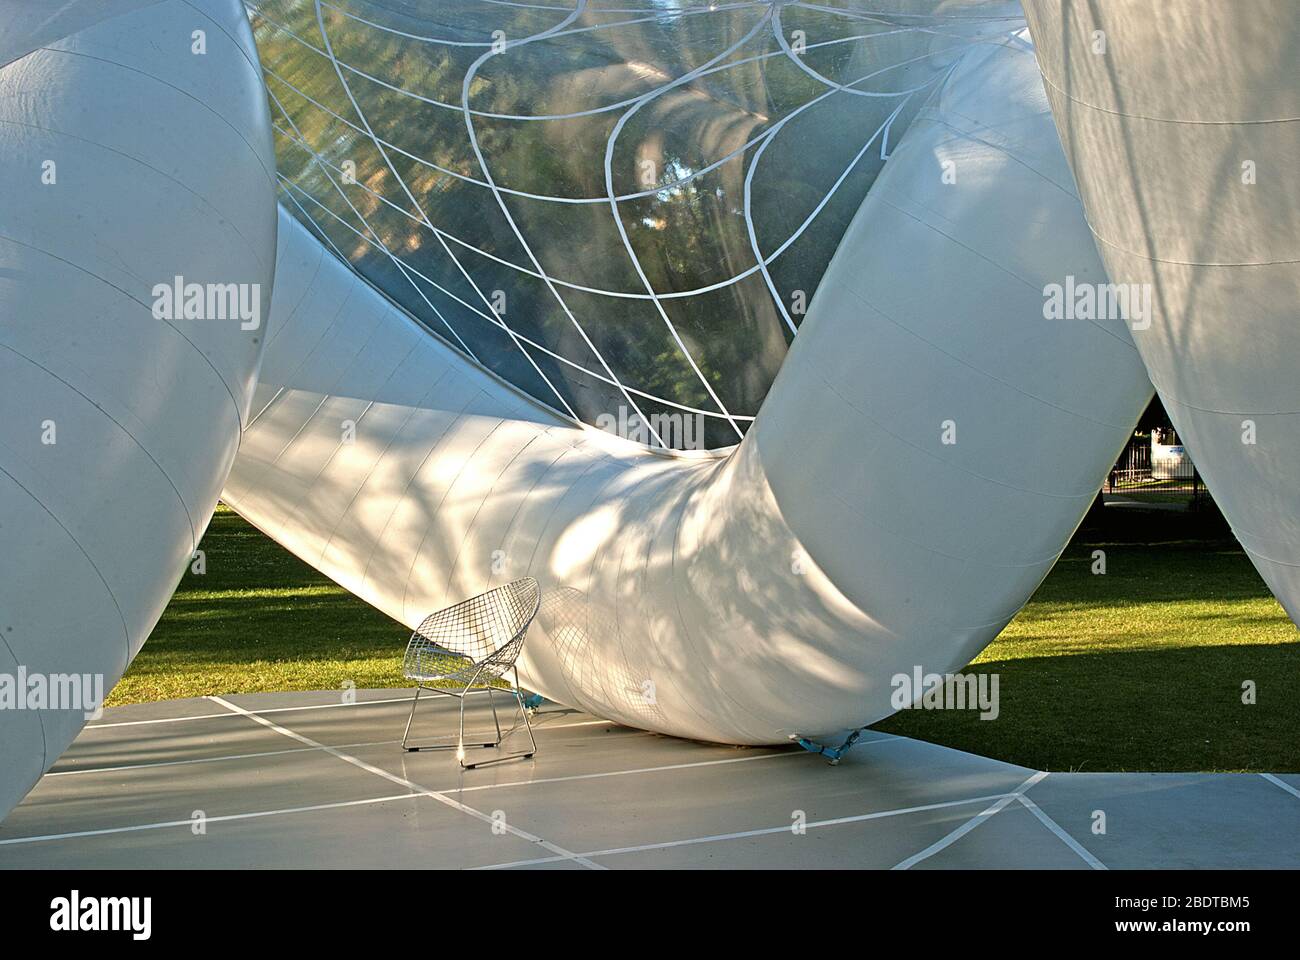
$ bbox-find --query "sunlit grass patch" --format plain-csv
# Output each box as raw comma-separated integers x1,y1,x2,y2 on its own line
876,540,1298,772
120,505,1299,772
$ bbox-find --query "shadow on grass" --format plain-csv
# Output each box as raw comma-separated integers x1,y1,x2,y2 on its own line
873,643,1300,773
875,519,1300,772
126,506,1299,772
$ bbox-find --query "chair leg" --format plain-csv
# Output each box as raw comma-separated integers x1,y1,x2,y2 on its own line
457,684,468,764
403,684,497,753
401,685,422,751
518,666,537,759
463,667,536,769
487,686,503,745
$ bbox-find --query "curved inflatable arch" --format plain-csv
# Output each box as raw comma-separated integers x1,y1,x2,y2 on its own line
224,29,1151,746
0,0,276,817
1022,0,1300,623
31,0,1295,822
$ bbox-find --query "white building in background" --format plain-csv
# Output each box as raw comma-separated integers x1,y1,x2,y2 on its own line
1150,430,1194,482
0,0,1294,820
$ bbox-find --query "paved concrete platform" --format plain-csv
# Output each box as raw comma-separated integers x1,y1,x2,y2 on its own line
1,690,1296,869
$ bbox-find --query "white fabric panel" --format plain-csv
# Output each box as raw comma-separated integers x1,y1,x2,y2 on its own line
0,0,163,67
1023,0,1300,620
227,33,1151,746
0,0,275,818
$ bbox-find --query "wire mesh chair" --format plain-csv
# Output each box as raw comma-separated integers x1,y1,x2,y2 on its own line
401,577,540,768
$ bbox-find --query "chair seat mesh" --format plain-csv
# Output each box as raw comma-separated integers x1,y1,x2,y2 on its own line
403,578,540,684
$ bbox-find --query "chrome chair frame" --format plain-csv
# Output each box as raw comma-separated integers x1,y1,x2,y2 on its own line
400,577,540,769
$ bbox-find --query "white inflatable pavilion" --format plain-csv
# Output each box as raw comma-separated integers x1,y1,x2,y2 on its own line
0,0,275,817
0,0,1294,820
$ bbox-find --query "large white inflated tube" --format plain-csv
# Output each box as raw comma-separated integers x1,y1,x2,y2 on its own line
225,31,1151,746
0,0,276,818
0,1,163,68
1023,0,1300,621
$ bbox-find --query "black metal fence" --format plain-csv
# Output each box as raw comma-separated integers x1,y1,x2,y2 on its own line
1106,430,1206,503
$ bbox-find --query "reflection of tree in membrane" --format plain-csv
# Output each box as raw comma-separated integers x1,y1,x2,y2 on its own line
249,0,1022,449
538,586,667,728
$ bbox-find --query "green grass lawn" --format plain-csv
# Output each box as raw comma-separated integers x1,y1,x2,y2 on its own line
109,505,411,705
116,504,1299,772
